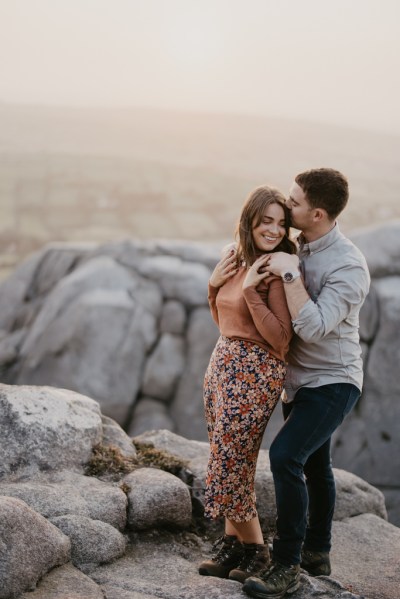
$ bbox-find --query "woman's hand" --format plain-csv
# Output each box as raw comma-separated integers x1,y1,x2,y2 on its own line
209,249,238,288
243,255,272,289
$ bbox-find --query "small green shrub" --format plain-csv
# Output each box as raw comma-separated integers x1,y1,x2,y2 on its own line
133,441,189,476
85,441,189,479
85,443,138,477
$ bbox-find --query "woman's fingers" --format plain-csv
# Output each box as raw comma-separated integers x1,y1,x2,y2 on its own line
221,251,237,267
223,264,238,278
251,254,269,266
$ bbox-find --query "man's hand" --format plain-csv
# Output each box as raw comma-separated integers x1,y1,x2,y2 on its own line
209,249,238,288
267,252,300,277
243,255,272,289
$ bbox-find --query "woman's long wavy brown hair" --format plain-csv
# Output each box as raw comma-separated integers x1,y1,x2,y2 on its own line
235,185,296,266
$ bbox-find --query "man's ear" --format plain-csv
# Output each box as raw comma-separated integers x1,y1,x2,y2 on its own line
312,208,327,222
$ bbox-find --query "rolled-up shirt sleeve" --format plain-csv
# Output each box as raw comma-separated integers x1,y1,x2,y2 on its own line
293,263,370,343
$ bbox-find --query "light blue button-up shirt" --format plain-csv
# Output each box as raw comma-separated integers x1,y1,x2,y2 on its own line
285,223,370,401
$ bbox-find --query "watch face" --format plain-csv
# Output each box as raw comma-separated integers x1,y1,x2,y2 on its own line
283,272,294,283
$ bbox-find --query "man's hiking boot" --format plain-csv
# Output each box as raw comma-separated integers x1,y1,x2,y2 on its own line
300,548,331,576
198,534,244,578
243,561,301,598
229,542,270,583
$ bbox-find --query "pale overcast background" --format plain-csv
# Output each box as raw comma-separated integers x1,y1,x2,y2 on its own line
1,0,399,134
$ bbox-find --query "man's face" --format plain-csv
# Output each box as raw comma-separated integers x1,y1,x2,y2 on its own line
286,182,314,231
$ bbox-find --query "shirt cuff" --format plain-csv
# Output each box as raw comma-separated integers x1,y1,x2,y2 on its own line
292,298,315,331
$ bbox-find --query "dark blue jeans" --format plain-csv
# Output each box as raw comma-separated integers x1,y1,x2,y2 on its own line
269,383,360,566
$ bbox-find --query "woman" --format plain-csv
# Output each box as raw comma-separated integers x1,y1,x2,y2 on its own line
198,185,296,583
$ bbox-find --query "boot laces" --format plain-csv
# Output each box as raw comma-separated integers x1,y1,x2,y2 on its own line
211,536,236,562
238,546,264,572
260,561,287,582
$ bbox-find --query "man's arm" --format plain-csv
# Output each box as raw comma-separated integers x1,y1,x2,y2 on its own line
266,253,309,320
292,263,370,342
280,277,310,320
267,252,370,343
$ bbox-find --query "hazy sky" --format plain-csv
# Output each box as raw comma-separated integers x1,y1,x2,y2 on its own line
1,0,399,134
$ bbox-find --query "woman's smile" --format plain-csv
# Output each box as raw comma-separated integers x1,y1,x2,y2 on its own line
253,203,286,252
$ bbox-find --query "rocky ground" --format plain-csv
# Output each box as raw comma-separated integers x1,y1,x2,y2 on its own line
1,384,399,599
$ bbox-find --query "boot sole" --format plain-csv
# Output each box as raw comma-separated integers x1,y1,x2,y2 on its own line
198,568,230,578
301,563,331,577
243,579,300,599
302,567,331,577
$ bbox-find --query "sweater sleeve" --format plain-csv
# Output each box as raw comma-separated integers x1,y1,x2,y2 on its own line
208,283,220,327
243,277,293,354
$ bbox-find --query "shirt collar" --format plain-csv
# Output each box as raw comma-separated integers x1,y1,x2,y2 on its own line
298,222,342,256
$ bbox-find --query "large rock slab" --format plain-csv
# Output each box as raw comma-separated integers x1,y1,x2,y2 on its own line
16,256,161,424
19,563,104,599
27,243,95,299
0,329,27,366
0,384,102,479
19,256,139,356
351,221,400,278
89,532,362,599
331,513,400,599
0,496,70,599
0,250,43,331
142,333,185,401
123,467,192,530
50,515,127,566
358,281,380,343
0,470,128,530
333,276,400,523
150,239,221,270
135,255,210,306
171,307,219,440
159,300,186,335
128,397,175,437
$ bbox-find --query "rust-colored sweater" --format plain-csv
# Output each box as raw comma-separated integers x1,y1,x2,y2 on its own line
208,266,293,362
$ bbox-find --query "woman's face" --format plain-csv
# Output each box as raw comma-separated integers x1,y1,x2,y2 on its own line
252,203,286,253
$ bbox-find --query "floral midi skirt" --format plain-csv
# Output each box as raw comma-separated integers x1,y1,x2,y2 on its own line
203,335,286,523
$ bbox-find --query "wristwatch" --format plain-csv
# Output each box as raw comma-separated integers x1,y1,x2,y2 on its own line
282,270,301,284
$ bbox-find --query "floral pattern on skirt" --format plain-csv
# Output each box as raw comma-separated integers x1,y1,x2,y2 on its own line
204,335,286,523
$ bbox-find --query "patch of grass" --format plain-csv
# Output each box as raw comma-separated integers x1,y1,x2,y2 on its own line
133,441,189,476
85,441,189,479
85,444,138,477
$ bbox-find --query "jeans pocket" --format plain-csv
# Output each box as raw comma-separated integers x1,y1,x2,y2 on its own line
341,385,360,420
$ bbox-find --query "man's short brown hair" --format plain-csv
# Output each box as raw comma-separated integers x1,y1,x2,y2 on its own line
295,168,349,220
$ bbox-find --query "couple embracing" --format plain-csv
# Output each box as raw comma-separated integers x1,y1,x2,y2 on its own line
199,168,370,599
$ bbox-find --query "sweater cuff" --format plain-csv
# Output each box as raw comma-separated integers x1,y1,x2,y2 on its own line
208,283,219,297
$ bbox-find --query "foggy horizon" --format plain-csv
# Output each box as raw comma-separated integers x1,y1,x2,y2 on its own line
2,100,400,141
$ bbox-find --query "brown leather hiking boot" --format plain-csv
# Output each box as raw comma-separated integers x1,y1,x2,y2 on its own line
229,542,270,583
300,548,331,576
198,534,244,578
243,561,301,598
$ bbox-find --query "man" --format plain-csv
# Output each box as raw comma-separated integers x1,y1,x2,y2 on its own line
243,168,370,599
